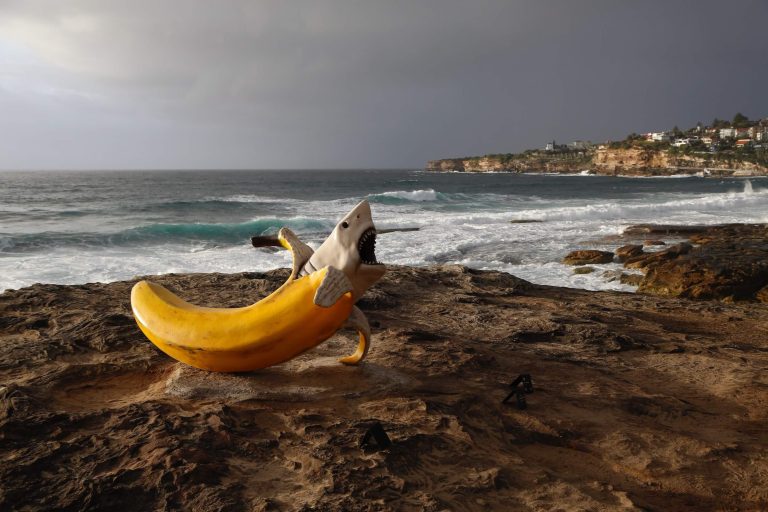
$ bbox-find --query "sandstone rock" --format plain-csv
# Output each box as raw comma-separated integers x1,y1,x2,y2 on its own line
636,224,768,301
592,148,768,176
623,243,692,269
601,270,623,282
573,266,595,274
615,244,643,262
624,224,711,236
427,150,768,176
756,285,768,303
3,265,768,509
619,273,643,286
563,250,614,265
643,240,666,246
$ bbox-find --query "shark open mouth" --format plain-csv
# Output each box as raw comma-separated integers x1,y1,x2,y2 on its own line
358,228,381,265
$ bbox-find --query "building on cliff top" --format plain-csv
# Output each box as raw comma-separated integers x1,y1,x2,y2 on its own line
568,140,592,150
644,131,671,142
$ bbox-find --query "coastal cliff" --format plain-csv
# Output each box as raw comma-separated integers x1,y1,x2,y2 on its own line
591,147,768,176
427,147,768,175
426,152,591,173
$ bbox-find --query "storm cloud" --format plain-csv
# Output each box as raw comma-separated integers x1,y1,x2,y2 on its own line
0,0,766,169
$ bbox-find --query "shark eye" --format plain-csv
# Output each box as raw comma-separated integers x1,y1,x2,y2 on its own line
341,221,349,229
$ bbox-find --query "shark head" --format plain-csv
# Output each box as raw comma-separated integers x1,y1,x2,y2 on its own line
306,199,386,302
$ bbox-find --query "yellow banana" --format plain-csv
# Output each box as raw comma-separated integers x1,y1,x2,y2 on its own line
131,228,368,372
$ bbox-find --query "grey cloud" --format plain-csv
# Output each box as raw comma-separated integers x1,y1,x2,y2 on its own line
0,0,766,169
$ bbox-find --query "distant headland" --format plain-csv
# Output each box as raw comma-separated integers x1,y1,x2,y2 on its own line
427,113,768,176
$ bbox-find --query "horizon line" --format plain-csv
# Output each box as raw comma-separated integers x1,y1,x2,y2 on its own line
0,167,420,173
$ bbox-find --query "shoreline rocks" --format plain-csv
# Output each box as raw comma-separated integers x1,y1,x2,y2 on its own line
636,224,768,301
615,244,643,262
619,224,768,302
563,250,614,265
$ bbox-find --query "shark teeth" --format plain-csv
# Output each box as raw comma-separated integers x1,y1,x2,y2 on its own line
358,228,381,265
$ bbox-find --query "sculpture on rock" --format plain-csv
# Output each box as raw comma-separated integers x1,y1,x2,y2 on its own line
130,200,386,372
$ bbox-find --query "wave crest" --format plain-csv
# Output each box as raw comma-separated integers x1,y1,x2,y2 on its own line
0,217,332,253
368,189,442,203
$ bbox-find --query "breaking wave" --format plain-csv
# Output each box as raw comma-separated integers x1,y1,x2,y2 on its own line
0,217,332,253
368,189,443,203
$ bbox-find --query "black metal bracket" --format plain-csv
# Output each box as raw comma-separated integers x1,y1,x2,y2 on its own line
360,422,391,451
502,373,534,409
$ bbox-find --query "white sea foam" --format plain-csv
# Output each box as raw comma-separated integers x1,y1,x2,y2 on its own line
205,194,289,203
3,176,768,292
371,189,440,201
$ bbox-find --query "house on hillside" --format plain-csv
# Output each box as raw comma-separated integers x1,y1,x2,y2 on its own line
568,140,592,150
720,128,737,138
735,139,752,148
644,131,671,142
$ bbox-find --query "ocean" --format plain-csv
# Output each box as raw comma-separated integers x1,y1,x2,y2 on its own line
1,169,767,293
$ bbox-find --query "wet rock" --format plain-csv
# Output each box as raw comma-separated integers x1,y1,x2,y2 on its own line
624,224,712,236
615,244,643,262
601,270,623,282
573,266,595,275
643,240,666,246
563,250,614,265
619,273,643,287
636,224,768,301
623,243,692,269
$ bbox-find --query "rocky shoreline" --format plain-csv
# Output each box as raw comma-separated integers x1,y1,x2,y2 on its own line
2,254,768,509
564,223,768,302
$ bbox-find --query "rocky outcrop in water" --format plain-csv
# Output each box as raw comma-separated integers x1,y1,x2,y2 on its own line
616,224,768,302
615,244,643,262
562,250,614,265
636,225,768,301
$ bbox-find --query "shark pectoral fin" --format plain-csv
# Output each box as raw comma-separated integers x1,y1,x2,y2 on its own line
278,227,315,278
313,266,353,308
339,306,370,365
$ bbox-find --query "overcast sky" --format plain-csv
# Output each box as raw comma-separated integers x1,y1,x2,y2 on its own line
0,0,766,170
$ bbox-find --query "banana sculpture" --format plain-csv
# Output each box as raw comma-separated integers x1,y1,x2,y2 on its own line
131,200,386,372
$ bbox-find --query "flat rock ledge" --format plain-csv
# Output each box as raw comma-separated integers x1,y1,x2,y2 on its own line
1,265,767,510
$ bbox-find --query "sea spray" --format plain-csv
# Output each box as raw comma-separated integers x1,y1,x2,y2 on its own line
2,170,768,291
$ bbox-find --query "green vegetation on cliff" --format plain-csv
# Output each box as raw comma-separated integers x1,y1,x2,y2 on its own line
427,113,768,175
